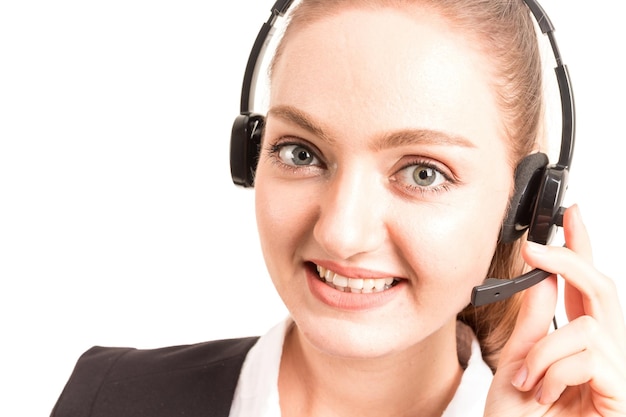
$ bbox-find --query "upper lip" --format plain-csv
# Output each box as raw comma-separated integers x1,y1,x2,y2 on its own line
309,259,400,280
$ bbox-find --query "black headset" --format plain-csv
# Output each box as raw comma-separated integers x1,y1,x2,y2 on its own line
230,0,575,307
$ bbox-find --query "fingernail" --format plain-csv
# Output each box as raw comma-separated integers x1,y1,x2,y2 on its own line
526,241,548,254
511,365,528,389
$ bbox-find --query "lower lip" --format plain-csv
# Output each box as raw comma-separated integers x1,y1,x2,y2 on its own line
306,267,403,311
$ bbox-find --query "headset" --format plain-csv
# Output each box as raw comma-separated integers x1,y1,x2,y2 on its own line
230,0,575,307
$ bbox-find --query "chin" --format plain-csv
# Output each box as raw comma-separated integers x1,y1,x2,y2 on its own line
291,311,450,360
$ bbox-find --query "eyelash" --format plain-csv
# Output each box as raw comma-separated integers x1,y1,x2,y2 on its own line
266,139,325,172
266,140,456,196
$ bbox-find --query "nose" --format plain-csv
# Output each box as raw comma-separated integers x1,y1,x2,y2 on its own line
312,166,387,260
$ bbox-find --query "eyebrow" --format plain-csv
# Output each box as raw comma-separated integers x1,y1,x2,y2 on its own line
267,104,476,150
375,128,476,151
268,105,336,145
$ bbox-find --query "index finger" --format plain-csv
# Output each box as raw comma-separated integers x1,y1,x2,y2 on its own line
523,207,625,338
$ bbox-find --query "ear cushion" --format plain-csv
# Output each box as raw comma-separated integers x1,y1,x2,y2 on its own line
500,152,549,243
230,113,265,188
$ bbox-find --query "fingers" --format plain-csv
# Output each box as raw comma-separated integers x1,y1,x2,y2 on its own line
522,206,625,337
523,239,607,312
561,205,591,319
512,315,626,407
535,349,595,405
563,204,593,264
513,315,603,392
512,205,626,409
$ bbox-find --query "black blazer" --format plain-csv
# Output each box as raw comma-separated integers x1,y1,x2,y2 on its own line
51,337,259,417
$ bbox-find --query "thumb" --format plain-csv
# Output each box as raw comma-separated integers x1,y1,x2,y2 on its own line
499,271,558,365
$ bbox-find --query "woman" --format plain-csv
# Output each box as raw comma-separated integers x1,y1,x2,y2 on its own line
52,0,626,416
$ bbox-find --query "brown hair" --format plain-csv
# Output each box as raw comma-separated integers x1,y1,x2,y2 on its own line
270,0,544,372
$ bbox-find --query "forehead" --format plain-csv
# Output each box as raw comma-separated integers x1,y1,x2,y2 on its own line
269,6,505,149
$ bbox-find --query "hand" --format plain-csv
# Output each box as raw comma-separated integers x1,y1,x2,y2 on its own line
484,205,626,416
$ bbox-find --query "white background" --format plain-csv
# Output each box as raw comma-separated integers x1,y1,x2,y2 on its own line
0,1,624,415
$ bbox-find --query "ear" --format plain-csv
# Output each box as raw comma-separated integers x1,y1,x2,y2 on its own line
230,113,265,188
500,152,549,243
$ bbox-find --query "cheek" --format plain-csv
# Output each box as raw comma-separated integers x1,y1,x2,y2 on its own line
254,167,315,275
255,182,290,259
396,180,511,293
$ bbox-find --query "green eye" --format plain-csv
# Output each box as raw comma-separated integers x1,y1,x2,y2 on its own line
279,144,318,166
396,161,447,191
412,165,440,187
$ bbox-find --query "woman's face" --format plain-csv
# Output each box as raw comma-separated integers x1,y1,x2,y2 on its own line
255,7,514,358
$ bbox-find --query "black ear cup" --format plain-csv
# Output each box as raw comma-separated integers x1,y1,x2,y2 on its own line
230,113,265,188
500,153,549,243
527,164,568,245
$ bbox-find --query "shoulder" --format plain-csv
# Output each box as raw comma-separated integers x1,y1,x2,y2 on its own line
51,337,259,417
90,337,260,378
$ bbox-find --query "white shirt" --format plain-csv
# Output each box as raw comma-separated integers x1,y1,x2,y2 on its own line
229,319,493,417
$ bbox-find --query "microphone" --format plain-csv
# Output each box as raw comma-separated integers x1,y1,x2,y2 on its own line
471,268,551,306
470,207,566,307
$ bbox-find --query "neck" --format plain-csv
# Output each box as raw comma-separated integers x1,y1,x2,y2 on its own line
279,319,464,417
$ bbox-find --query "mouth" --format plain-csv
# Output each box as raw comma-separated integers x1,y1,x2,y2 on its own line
313,263,401,294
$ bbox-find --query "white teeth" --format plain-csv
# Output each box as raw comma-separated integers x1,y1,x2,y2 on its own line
315,265,398,294
348,278,364,290
333,274,348,288
324,269,333,281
